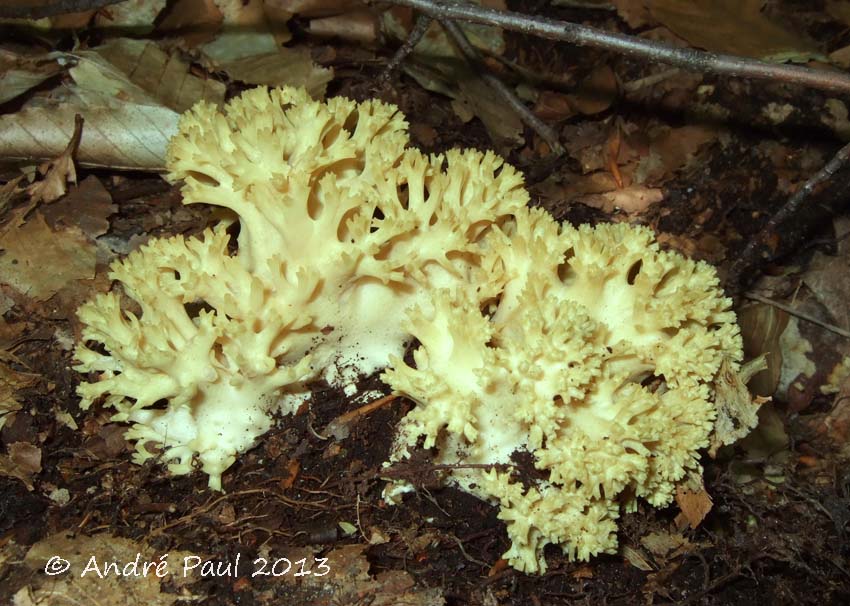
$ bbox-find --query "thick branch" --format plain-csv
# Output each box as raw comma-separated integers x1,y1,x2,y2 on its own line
383,0,850,94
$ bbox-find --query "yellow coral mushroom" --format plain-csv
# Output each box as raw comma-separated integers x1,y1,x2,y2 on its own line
74,86,524,490
74,86,743,571
384,208,742,572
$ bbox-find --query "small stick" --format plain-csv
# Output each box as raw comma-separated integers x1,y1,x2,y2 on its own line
382,0,850,94
729,140,850,289
330,393,399,427
743,292,850,339
439,18,564,154
380,13,434,82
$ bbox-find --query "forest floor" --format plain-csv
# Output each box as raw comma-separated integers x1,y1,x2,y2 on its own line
2,1,850,604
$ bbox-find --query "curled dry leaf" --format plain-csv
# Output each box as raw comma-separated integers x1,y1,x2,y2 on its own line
738,303,788,397
709,356,769,457
26,114,82,205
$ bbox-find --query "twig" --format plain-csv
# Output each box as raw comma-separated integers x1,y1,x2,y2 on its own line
0,0,125,19
382,0,850,94
744,292,850,339
381,14,434,82
438,18,564,154
729,141,850,289
330,393,398,427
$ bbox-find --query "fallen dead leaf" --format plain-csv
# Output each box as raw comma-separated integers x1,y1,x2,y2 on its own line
709,356,769,456
201,0,329,96
802,217,850,331
0,213,96,301
40,175,116,239
94,0,167,32
0,442,42,490
26,114,83,205
622,545,654,571
87,38,226,113
0,49,63,105
16,532,197,606
640,531,694,562
674,484,712,529
649,0,822,62
567,64,618,116
0,362,37,430
210,49,332,98
405,58,523,148
738,303,789,397
282,544,444,605
578,185,663,214
307,9,379,44
156,0,224,48
612,0,652,28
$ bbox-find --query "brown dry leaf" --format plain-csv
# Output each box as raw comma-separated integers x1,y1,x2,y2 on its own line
622,545,654,571
284,544,444,606
567,65,618,116
87,38,226,113
738,303,789,397
637,125,717,184
0,362,37,430
40,175,116,239
404,58,523,148
0,176,25,216
156,0,224,47
533,91,575,122
802,217,850,331
94,0,168,32
709,356,769,456
382,0,507,59
308,10,379,44
578,185,663,214
0,213,96,301
0,98,178,170
26,114,82,205
273,0,360,17
0,442,42,490
674,484,712,529
0,49,62,105
649,0,822,62
212,49,332,98
827,0,850,27
201,0,330,96
640,531,693,560
612,0,652,28
16,532,194,606
800,368,850,457
0,38,224,170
